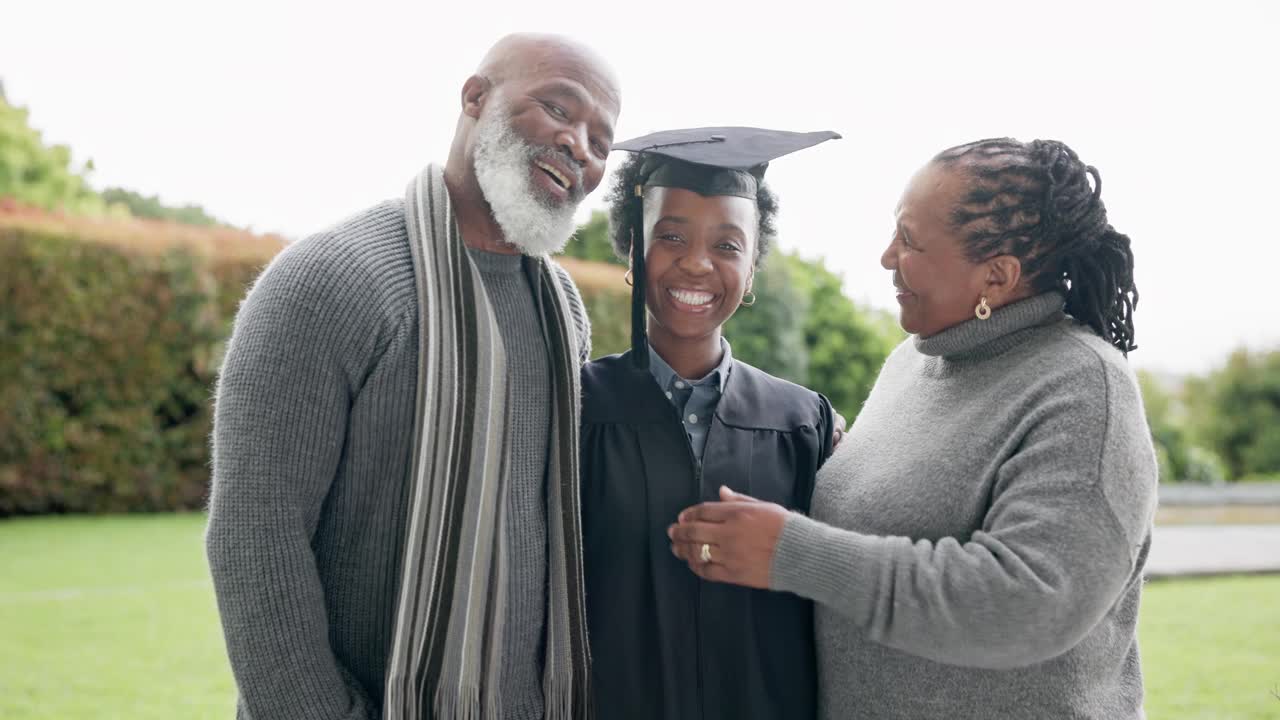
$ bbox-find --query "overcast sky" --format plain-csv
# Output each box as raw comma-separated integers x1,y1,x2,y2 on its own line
5,0,1277,375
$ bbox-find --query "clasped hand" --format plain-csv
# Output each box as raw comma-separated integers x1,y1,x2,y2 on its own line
667,486,792,590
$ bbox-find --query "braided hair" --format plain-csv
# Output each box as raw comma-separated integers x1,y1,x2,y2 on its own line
604,152,780,270
933,138,1138,354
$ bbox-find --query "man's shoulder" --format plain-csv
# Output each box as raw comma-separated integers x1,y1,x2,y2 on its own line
543,257,583,301
541,257,592,362
258,199,415,319
295,198,411,276
331,197,408,238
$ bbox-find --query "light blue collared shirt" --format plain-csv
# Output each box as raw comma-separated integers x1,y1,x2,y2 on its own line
647,338,734,465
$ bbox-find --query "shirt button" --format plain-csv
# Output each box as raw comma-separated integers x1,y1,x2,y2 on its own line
674,381,686,389
665,391,673,399
688,414,698,424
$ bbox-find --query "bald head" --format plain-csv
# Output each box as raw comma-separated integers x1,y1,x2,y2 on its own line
476,33,621,113
444,34,622,249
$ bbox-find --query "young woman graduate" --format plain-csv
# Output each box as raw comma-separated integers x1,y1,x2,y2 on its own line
579,127,839,720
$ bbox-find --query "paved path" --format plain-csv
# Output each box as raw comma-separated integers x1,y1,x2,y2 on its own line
1158,483,1280,506
1146,524,1280,578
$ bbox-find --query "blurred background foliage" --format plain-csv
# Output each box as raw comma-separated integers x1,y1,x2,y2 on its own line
2,87,1278,516
0,86,106,216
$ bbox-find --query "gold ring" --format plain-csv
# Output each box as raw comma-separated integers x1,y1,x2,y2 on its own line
700,543,713,564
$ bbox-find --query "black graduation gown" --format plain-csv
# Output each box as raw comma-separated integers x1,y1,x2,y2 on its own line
581,350,834,720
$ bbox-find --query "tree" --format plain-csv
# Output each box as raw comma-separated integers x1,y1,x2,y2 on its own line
561,210,624,266
724,251,810,382
100,187,226,227
0,93,229,228
0,94,105,214
787,253,902,418
1138,370,1228,483
1189,349,1280,480
1139,370,1184,482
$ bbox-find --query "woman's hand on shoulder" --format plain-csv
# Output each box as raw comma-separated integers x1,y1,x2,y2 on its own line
831,410,847,452
668,486,792,589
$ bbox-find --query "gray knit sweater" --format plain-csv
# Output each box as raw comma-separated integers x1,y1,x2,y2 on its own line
771,292,1157,720
205,198,590,720
467,247,551,720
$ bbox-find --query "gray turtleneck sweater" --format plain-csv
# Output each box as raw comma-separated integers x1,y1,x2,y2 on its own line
771,292,1157,719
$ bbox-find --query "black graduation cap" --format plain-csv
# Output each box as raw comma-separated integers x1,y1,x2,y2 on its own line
611,126,841,368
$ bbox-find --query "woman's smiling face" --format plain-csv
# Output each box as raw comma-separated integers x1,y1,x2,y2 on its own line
642,186,757,351
881,161,991,337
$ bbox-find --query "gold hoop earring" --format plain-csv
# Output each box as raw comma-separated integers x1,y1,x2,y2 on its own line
623,268,633,287
975,296,991,320
741,291,756,307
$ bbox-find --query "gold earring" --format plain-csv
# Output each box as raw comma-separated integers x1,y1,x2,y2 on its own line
975,296,991,320
624,268,633,287
741,291,756,307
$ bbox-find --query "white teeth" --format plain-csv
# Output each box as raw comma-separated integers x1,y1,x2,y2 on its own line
668,288,714,306
535,160,572,189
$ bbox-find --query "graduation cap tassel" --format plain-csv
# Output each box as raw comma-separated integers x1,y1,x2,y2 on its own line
629,183,649,370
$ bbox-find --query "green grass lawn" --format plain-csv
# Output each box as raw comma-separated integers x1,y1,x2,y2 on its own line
0,514,234,719
1,514,1277,719
1140,575,1280,718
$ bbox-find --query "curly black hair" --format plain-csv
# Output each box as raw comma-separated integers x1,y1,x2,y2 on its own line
933,138,1138,355
604,153,780,270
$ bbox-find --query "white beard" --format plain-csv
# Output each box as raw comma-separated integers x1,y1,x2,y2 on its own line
472,101,582,256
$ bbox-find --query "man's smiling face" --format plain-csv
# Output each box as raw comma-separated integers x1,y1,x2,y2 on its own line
466,40,620,254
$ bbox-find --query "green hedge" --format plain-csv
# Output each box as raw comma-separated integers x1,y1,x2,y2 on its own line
0,225,263,514
0,224,637,515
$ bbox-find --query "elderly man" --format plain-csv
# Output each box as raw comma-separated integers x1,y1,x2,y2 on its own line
206,34,620,720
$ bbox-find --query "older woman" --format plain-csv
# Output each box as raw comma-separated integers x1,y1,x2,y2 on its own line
670,138,1157,719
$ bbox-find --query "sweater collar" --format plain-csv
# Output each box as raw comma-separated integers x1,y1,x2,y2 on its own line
466,246,524,274
914,291,1066,360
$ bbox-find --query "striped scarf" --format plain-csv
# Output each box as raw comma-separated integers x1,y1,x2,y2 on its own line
384,165,592,720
